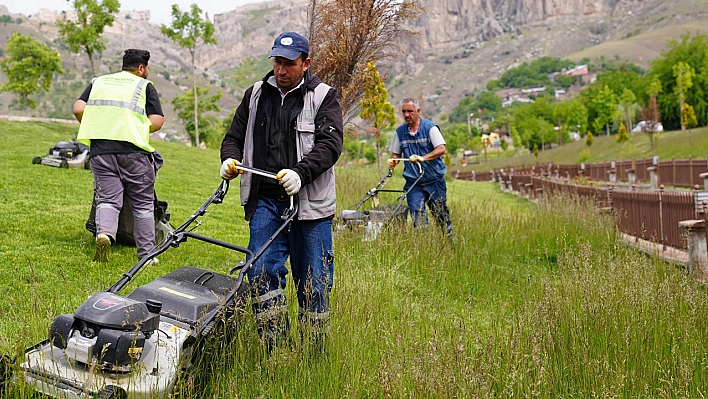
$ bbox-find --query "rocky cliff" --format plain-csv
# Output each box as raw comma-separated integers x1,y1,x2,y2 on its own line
15,0,635,73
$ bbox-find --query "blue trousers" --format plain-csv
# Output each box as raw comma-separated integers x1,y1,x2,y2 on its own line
405,177,453,239
246,197,334,336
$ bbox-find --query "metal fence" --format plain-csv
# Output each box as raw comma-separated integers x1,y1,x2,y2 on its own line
477,172,698,250
611,189,695,249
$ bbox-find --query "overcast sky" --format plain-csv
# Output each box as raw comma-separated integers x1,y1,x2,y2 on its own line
1,0,264,25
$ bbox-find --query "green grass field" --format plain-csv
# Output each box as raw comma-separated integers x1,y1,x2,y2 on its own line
1,121,708,397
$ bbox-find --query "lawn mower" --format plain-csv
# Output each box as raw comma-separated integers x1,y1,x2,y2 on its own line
337,159,423,241
85,193,175,247
3,166,297,399
32,138,90,169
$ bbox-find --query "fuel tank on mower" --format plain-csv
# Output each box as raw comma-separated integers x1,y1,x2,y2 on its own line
49,292,161,370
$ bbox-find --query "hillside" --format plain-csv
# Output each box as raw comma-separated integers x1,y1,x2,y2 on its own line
1,0,708,134
387,0,708,119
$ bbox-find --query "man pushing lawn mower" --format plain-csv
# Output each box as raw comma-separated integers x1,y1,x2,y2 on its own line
73,49,165,264
220,31,343,353
389,97,453,242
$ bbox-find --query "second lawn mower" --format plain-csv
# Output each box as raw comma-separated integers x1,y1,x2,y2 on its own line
337,159,423,241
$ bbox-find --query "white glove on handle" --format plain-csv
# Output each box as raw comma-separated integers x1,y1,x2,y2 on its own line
409,154,425,163
220,158,243,180
277,169,301,195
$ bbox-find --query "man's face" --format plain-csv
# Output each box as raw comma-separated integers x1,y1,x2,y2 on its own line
401,102,420,126
273,56,310,92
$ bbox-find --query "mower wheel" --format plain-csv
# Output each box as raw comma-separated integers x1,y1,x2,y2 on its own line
32,156,42,165
59,160,69,168
84,161,91,170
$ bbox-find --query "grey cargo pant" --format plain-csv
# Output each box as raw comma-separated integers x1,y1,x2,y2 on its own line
90,153,156,259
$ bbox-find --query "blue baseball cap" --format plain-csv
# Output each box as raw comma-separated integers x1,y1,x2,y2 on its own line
270,32,310,60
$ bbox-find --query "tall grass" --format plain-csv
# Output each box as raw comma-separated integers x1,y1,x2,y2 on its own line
1,121,707,397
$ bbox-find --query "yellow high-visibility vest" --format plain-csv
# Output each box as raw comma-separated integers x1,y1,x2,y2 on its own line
77,71,155,152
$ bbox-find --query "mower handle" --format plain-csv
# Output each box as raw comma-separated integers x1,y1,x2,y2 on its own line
233,164,295,213
387,158,424,175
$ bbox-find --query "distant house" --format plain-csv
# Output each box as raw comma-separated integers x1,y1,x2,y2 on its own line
502,96,534,107
555,89,566,98
549,64,597,86
565,64,589,77
521,87,546,94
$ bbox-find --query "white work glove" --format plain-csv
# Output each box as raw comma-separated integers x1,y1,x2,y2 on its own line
220,158,243,180
409,154,425,163
388,158,400,169
276,169,301,195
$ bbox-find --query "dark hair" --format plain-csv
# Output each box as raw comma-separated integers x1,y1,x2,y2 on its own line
122,49,150,71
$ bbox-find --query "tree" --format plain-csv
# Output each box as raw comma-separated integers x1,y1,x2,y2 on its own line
649,33,708,129
672,61,694,131
513,115,553,151
590,85,617,136
639,96,661,150
161,4,217,148
682,103,698,144
616,122,629,143
171,85,223,148
554,74,575,89
585,132,594,147
0,33,64,116
56,0,119,78
638,75,663,150
553,99,588,145
307,0,425,118
359,62,396,177
619,88,636,133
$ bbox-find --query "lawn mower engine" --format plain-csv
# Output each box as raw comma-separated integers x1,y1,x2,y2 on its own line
49,292,161,373
32,140,90,169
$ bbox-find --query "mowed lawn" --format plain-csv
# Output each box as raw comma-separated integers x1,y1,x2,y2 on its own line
1,121,708,398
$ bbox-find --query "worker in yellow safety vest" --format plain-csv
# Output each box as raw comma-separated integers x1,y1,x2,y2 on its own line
74,49,164,263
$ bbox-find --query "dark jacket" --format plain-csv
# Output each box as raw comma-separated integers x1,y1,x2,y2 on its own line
221,70,344,220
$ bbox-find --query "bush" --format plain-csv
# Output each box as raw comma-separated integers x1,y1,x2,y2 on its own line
616,123,629,143
578,148,591,163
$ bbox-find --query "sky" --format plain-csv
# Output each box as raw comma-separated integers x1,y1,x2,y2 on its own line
1,0,264,25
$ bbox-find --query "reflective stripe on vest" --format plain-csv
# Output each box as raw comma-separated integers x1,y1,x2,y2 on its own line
85,78,148,116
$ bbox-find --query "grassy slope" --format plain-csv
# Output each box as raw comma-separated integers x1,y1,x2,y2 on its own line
567,22,708,67
2,121,708,397
463,126,708,174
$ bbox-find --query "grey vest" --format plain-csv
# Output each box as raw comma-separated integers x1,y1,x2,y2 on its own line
241,80,337,220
